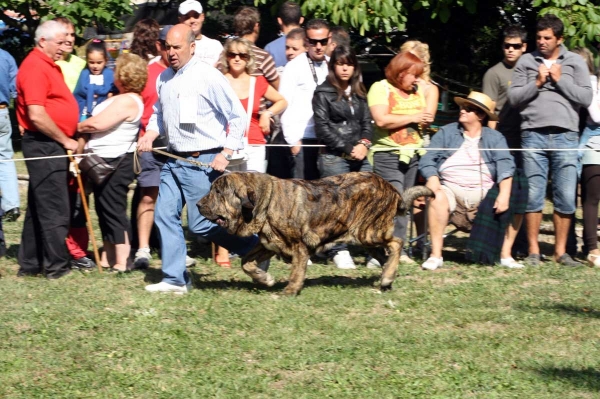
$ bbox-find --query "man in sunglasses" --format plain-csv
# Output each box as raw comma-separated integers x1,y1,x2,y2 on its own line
508,14,593,267
178,0,223,67
279,18,331,181
483,25,527,155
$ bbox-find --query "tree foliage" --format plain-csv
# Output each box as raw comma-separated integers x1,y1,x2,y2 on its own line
0,0,131,36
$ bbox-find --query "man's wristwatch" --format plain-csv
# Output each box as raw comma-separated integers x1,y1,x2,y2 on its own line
221,151,232,161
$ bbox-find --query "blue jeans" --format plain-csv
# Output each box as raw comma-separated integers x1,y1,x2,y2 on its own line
154,151,257,286
317,154,372,177
0,108,19,211
521,129,578,214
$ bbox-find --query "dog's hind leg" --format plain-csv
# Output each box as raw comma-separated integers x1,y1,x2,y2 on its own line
241,243,276,287
282,247,310,296
380,238,402,290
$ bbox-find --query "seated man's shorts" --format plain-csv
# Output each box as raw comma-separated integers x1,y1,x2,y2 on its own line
137,151,165,188
441,182,488,214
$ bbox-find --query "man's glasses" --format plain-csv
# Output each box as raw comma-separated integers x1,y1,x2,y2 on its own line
503,43,523,50
307,37,329,47
226,52,250,61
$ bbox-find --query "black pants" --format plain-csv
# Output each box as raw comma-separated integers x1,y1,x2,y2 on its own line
18,133,70,278
581,165,600,252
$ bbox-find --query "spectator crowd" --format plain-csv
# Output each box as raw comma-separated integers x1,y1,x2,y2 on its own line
1,0,599,293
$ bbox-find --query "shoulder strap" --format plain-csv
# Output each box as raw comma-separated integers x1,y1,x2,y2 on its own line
245,76,256,138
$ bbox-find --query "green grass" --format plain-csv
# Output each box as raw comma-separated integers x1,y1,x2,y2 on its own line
2,155,600,398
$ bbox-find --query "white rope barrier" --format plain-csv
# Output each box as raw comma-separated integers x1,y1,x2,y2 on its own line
0,144,595,163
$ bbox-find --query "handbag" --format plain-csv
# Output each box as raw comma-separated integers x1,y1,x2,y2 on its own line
229,76,256,166
78,153,117,186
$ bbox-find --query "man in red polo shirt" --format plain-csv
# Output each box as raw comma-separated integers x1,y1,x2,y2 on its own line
16,20,79,279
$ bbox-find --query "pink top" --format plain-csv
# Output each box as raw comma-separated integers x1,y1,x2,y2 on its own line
439,136,494,190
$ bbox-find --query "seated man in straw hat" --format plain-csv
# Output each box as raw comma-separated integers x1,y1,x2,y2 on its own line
418,92,523,270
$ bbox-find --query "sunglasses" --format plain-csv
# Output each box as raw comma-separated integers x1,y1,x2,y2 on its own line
461,105,481,114
307,37,329,47
226,52,250,61
503,42,524,50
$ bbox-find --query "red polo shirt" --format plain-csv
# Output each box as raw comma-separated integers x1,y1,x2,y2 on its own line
17,48,79,137
139,59,167,137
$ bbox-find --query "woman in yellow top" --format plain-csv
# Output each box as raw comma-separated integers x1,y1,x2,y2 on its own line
367,51,433,263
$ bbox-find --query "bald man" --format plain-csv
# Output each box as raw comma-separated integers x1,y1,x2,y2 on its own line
141,25,257,294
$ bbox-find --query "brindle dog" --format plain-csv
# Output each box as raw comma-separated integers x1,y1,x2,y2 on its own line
198,172,434,295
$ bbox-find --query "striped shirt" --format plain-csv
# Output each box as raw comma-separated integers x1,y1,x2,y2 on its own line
147,57,248,152
250,45,279,84
439,136,494,190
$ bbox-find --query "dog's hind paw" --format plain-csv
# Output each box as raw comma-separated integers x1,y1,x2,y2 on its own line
252,271,275,287
282,285,300,296
380,277,394,291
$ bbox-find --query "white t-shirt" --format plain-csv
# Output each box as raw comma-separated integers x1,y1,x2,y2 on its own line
86,94,143,157
194,35,223,67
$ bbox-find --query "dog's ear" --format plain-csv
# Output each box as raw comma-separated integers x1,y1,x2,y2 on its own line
241,189,256,209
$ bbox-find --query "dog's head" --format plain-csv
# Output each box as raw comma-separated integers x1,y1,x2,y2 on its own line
197,172,272,236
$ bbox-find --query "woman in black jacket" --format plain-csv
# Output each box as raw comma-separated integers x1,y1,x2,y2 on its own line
313,46,373,176
312,46,374,269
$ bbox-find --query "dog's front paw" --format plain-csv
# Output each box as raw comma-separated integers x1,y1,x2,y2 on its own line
380,277,394,291
282,285,300,296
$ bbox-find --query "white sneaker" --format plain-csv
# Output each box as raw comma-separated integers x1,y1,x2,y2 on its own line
133,247,152,269
145,281,190,294
307,259,313,266
366,256,381,269
333,250,356,269
185,255,196,267
500,257,525,269
422,257,443,271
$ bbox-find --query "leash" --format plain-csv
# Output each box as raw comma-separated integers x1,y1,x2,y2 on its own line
133,148,235,174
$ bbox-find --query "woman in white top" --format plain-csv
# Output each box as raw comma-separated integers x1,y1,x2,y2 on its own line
78,53,147,272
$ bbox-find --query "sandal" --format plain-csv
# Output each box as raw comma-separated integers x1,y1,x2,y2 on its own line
587,253,600,268
212,243,231,268
422,257,443,271
500,257,525,269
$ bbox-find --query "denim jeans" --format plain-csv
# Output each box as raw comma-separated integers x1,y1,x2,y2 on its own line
0,108,19,211
521,129,578,214
373,152,418,239
154,151,257,286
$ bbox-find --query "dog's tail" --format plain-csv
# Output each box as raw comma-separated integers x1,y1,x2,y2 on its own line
398,186,435,215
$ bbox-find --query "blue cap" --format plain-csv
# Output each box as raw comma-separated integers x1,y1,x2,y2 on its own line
159,25,173,42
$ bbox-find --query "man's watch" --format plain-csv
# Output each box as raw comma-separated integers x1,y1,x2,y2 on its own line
221,151,233,161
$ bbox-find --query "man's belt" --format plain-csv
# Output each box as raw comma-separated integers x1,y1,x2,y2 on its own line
0,103,8,109
170,148,221,158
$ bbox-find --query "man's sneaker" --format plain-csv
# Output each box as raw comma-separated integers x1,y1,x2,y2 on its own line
145,281,190,294
333,250,356,269
4,207,20,222
556,253,581,267
366,256,381,269
185,255,196,267
523,254,542,267
70,256,96,271
133,247,152,269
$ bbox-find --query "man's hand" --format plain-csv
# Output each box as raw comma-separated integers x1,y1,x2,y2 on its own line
291,140,302,156
210,152,230,173
536,64,550,88
425,176,442,194
137,130,159,152
350,143,368,160
413,112,434,125
548,63,562,83
63,138,79,152
494,193,510,214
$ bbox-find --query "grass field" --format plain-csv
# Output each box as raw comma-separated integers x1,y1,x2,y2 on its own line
1,155,600,398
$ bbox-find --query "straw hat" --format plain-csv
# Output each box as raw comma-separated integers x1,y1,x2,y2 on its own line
454,91,498,121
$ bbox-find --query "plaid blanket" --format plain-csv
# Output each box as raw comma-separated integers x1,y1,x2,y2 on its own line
465,169,529,264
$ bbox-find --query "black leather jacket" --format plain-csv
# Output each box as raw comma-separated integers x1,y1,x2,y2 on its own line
312,80,373,155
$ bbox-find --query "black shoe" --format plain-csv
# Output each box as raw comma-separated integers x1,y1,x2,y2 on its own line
70,256,96,271
556,253,581,267
4,207,20,222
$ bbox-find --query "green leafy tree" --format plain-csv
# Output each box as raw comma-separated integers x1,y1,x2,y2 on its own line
0,0,132,36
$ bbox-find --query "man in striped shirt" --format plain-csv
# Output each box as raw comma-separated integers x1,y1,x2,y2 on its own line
141,24,257,294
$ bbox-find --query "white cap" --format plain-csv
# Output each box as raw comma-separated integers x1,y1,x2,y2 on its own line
178,0,203,15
